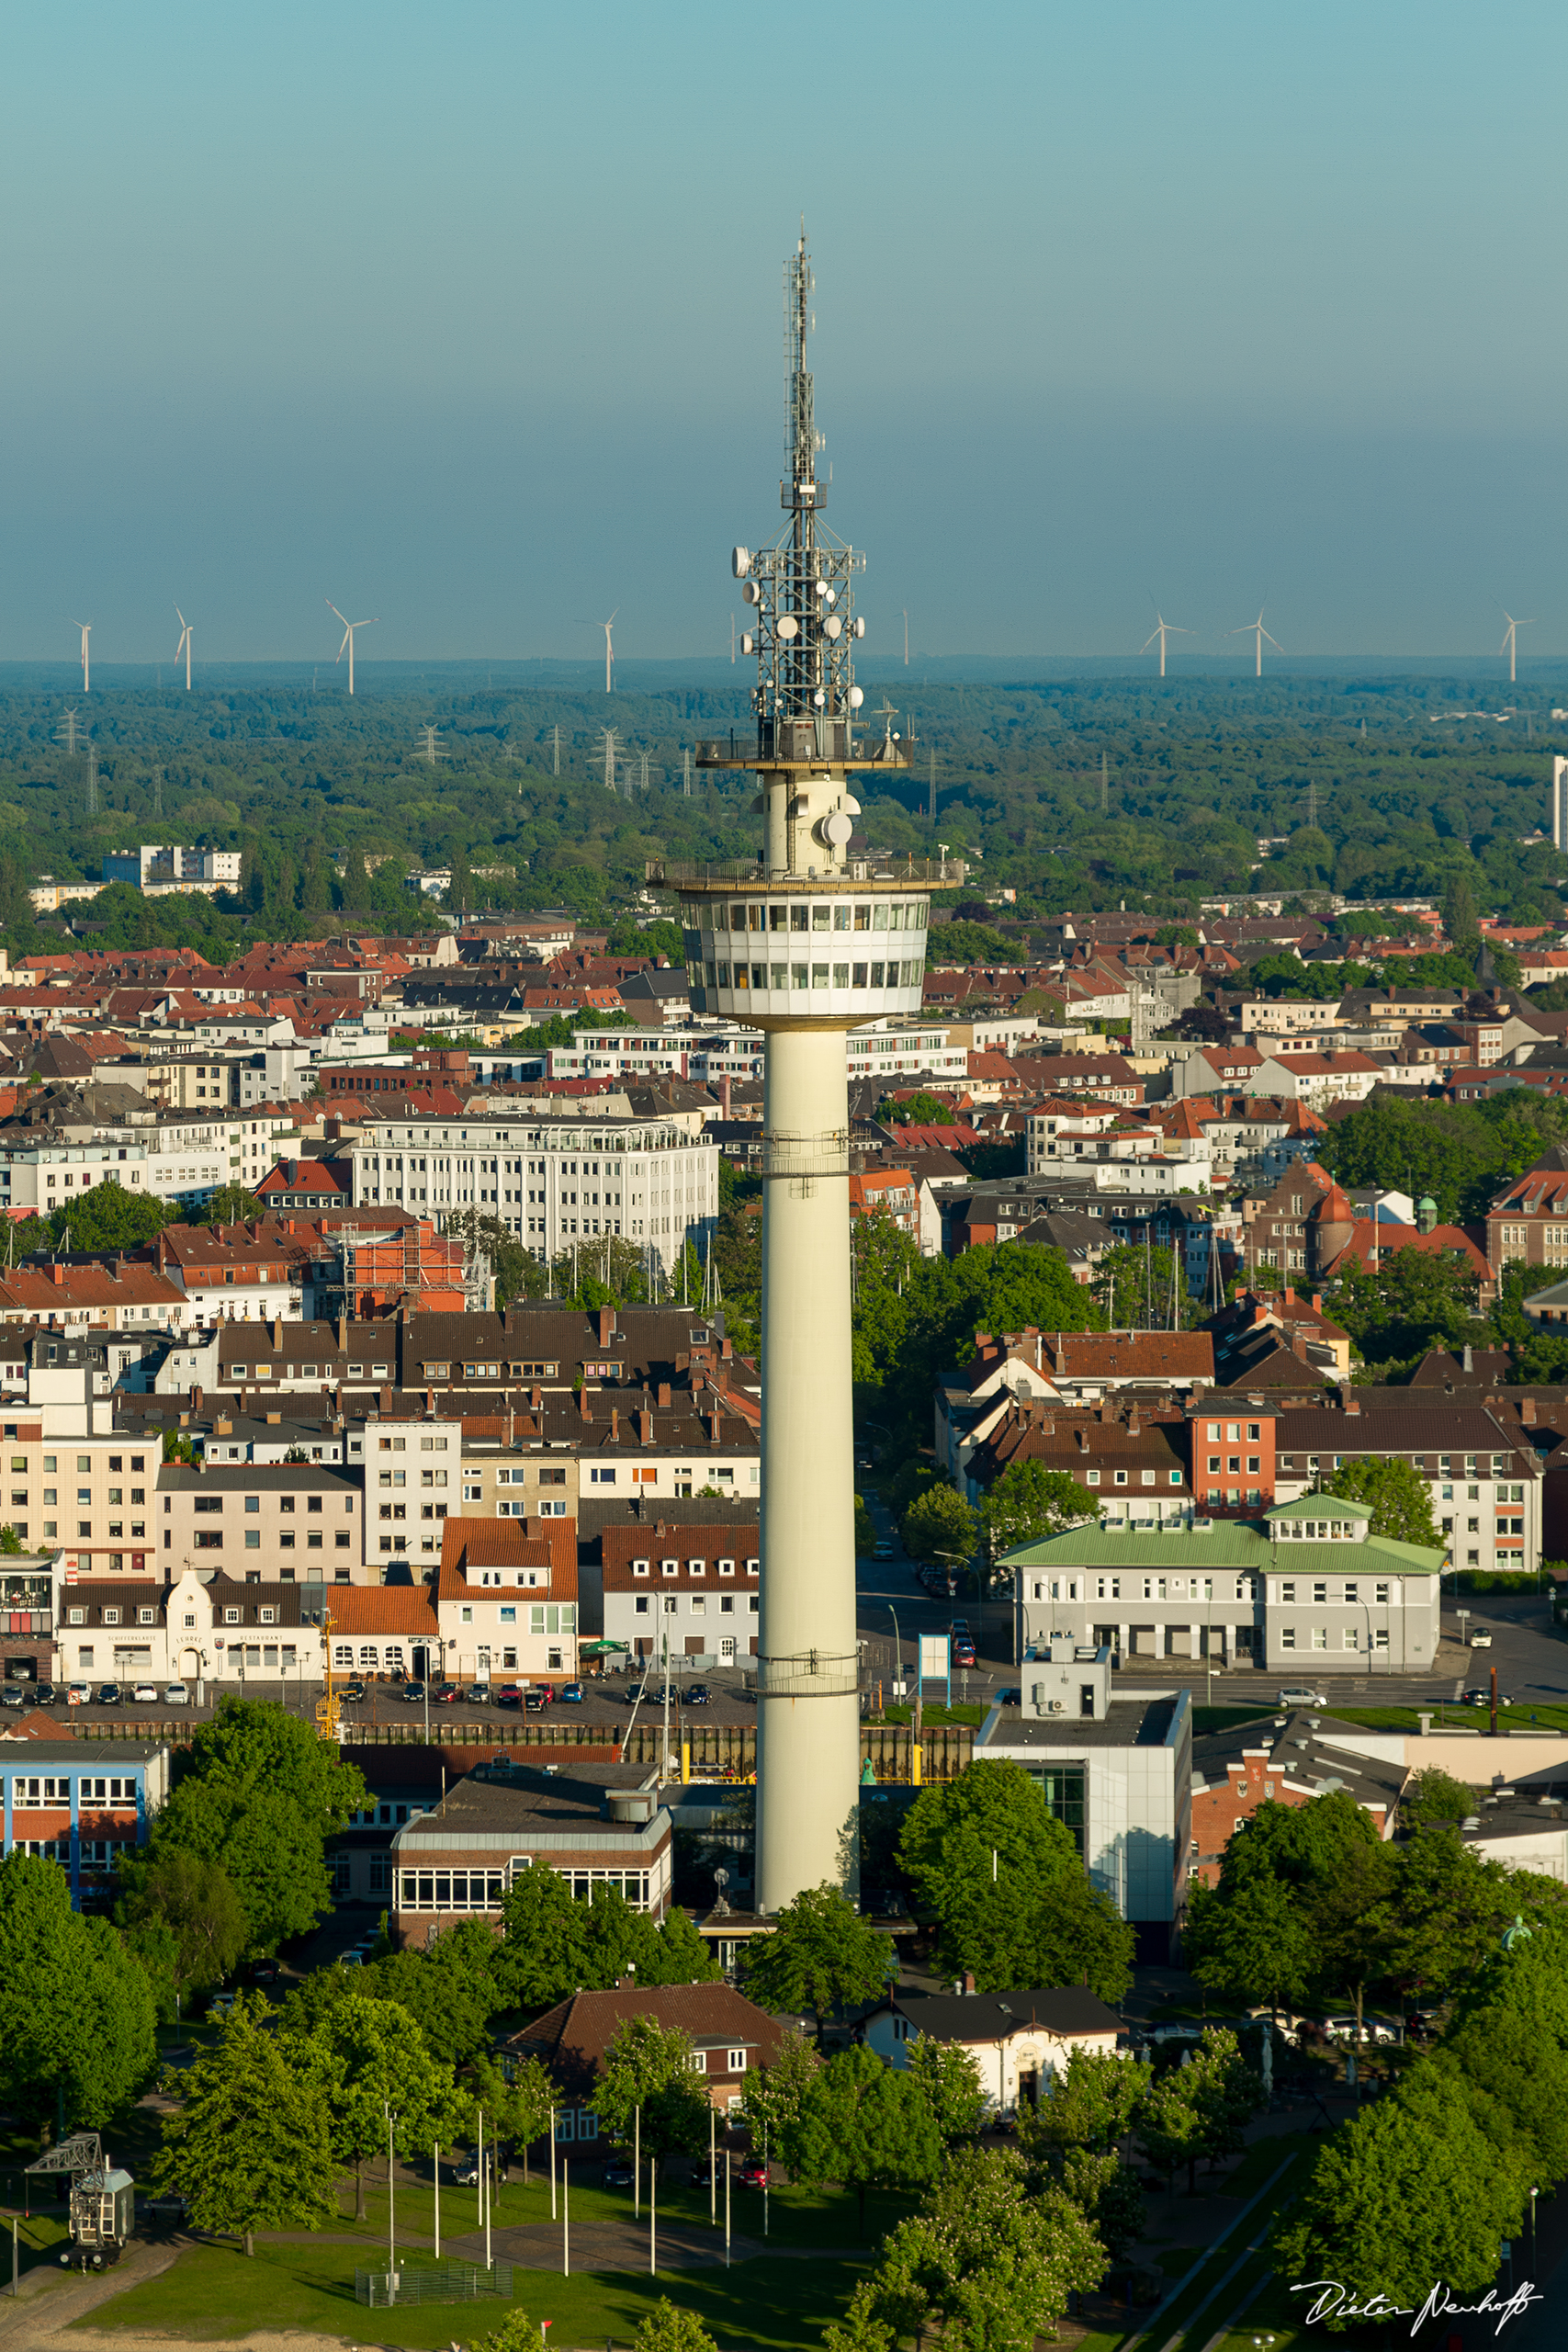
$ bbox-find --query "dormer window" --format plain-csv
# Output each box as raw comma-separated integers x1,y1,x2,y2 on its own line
661,1558,679,1577
717,1558,735,1577
632,1560,649,1577
225,1607,240,1624
688,1559,705,1577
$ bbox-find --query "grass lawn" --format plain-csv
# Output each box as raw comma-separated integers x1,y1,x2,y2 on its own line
276,2169,914,2255
73,2240,866,2350
1335,1701,1568,1731
866,1703,988,1728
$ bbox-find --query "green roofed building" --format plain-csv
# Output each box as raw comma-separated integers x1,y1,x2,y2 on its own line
1004,1492,1444,1677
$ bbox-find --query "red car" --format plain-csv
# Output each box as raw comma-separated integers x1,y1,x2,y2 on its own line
739,2156,769,2188
953,1640,976,1668
432,1683,462,1704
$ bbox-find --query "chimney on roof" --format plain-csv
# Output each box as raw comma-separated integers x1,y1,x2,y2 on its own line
1311,1293,1322,1313
599,1305,614,1348
531,1384,542,1409
658,1381,671,1408
1523,1395,1538,1425
1463,1344,1473,1373
638,1409,652,1444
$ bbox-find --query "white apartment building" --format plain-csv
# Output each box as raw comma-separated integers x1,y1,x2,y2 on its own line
102,845,243,897
0,1109,300,1217
345,1113,718,1273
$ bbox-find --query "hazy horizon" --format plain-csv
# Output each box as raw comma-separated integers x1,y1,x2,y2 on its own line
5,3,1566,669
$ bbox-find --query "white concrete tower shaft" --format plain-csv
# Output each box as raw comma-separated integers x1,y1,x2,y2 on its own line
659,226,962,1913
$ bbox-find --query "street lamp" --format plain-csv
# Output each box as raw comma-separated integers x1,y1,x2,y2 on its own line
886,1606,906,1703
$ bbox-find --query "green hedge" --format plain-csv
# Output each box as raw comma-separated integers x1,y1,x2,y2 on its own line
1453,1570,1544,1593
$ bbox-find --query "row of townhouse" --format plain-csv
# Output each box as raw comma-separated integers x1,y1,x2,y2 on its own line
49,1516,581,1693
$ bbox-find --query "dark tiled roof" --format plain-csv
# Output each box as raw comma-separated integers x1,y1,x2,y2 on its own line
884,1985,1123,2041
502,1984,791,2098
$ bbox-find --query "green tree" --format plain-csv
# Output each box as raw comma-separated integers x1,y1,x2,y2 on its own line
787,2043,944,2234
980,1462,1101,1558
1019,2045,1151,2158
1274,2059,1527,2319
360,1946,494,2067
0,1852,157,2129
1444,870,1479,945
854,1493,877,1555
1401,1767,1477,1830
48,1178,173,1250
291,1990,467,2220
878,1090,958,1126
1137,2028,1258,2192
829,2146,1104,2352
495,1860,590,2007
591,2014,712,2170
1184,1876,1316,2023
200,1183,265,1227
904,2032,987,2145
630,2301,719,2352
1055,2145,1146,2264
900,1762,1078,1929
154,2000,339,2255
1317,1456,1440,1547
468,2050,557,2184
446,1207,540,1311
737,2025,821,2156
115,1849,248,2009
900,1481,979,1571
740,1883,895,2043
147,1698,367,1951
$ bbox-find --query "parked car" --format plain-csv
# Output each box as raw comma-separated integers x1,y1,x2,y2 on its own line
626,1682,645,1703
602,2156,635,2188
164,1681,189,1704
66,1682,92,1707
251,1959,281,1987
739,2156,770,2188
432,1683,462,1705
467,1681,491,1706
950,1618,970,1637
1277,1686,1327,1708
1462,1687,1512,1707
455,2158,485,2187
874,1541,894,1560
209,1990,238,2015
400,1680,427,1705
953,1640,976,1668
0,1685,26,1710
96,1681,122,1706
495,1683,525,1709
523,1688,547,1713
33,1682,57,1705
1469,1629,1493,1648
690,2158,718,2189
338,1679,367,1704
683,1683,712,1706
337,1951,365,1968
558,1682,584,1704
130,1683,159,1704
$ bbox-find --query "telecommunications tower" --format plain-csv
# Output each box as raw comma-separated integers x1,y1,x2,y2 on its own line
654,227,960,1912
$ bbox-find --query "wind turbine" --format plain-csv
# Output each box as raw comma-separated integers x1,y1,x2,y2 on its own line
1228,607,1282,678
326,599,378,695
73,622,91,694
1499,609,1535,684
174,606,193,690
599,612,617,693
1141,610,1192,679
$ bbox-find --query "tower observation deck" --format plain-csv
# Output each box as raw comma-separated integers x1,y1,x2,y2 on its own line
649,230,959,1916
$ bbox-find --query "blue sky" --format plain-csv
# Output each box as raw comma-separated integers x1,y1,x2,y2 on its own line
3,0,1565,666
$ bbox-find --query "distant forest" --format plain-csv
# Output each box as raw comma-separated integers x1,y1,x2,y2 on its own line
0,673,1565,958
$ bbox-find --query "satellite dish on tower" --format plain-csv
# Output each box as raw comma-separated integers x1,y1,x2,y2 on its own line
777,615,799,639
732,548,751,578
